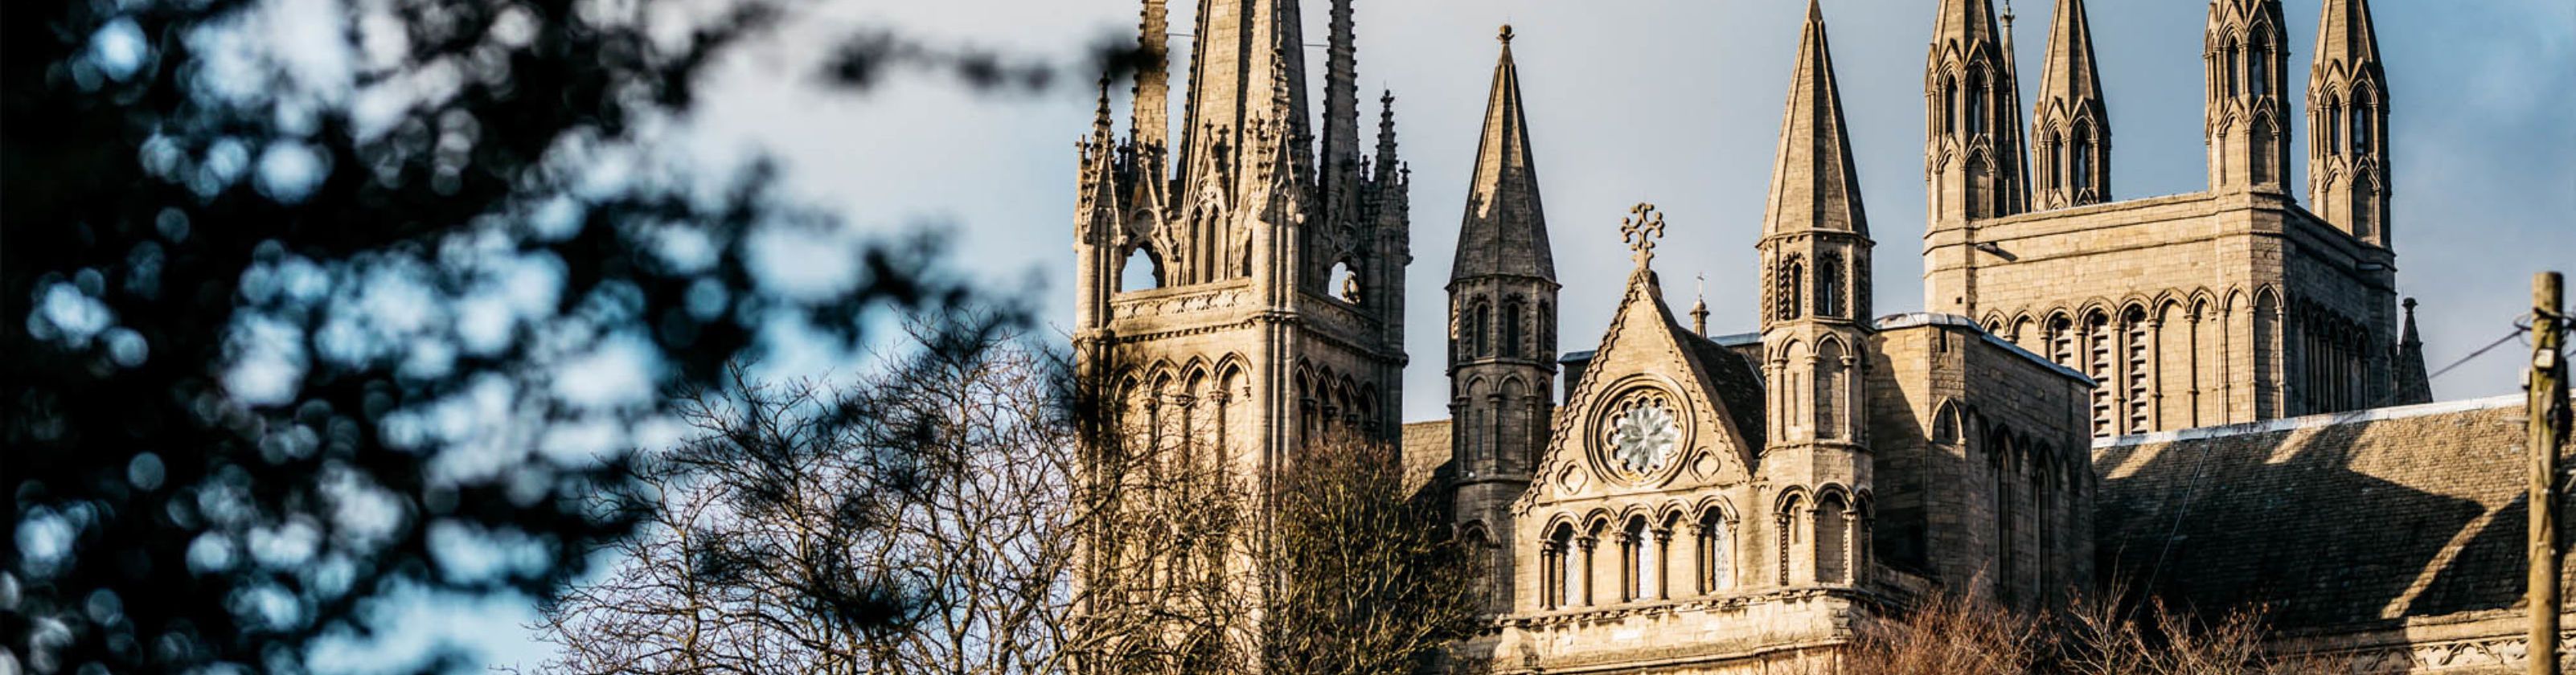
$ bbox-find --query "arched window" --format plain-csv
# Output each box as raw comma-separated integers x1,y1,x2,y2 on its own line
1471,301,1491,357
2040,130,2061,192
2047,315,2077,368
2223,39,2240,98
1816,253,1844,319
2086,310,2114,436
1329,261,1359,305
1965,68,1987,137
2071,125,2094,194
2123,306,2151,434
1503,299,1525,358
2249,37,2270,97
1622,517,1651,602
1778,495,1806,585
2324,97,2343,155
1545,524,1574,609
1815,341,1847,440
2350,101,2373,156
1777,257,1805,321
1698,509,1731,593
1942,74,1959,135
2251,119,2278,184
1538,301,1554,352
1816,493,1851,584
1120,247,1162,292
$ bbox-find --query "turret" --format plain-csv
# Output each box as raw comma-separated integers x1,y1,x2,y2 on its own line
2309,0,2389,246
1762,0,1864,579
2031,0,2110,210
1926,0,2028,227
1448,25,1558,615
2206,0,2291,193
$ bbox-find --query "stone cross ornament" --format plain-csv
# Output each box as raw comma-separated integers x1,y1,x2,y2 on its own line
1622,202,1665,269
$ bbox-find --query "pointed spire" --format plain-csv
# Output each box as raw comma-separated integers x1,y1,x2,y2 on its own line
1933,0,2004,56
1321,0,1361,221
2036,0,2105,112
1999,0,2020,80
1451,25,1555,282
1091,76,1115,137
2032,0,2110,208
1765,2,1868,236
1133,0,1171,153
1177,0,1312,198
2393,297,2432,404
2313,0,2381,68
1691,273,1710,337
1373,89,1401,183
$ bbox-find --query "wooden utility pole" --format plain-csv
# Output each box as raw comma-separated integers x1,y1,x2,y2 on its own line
2534,271,2567,675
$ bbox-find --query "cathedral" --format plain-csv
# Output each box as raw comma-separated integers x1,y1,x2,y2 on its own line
1073,0,2563,672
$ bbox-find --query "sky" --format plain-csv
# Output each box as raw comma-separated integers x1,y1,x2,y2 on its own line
229,0,2570,670
738,0,2574,424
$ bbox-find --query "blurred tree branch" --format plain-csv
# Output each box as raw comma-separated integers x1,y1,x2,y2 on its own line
1,0,1138,671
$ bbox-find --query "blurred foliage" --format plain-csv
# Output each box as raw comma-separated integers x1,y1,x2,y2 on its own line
0,0,1132,672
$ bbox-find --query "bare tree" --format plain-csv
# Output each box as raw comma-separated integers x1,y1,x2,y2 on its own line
1848,585,2299,675
1848,591,2049,675
1262,428,1487,675
533,317,1217,675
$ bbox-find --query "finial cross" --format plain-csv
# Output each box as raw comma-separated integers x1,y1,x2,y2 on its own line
1622,202,1666,269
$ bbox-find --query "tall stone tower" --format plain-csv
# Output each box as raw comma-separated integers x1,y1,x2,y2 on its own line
1446,25,1557,616
2029,0,2110,211
2309,0,2389,247
2206,0,2292,193
1070,0,1409,647
1922,0,2027,317
1760,0,1875,585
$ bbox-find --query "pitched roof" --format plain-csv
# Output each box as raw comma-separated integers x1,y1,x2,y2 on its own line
1763,1,1869,237
2093,395,2575,632
1451,27,1554,281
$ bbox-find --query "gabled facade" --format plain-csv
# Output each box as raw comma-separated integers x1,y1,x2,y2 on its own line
1442,7,2094,672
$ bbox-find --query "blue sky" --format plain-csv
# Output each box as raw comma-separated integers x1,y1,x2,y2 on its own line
211,0,2569,669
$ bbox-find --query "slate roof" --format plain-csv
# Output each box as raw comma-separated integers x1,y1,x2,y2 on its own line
1682,332,1768,453
2093,395,2574,632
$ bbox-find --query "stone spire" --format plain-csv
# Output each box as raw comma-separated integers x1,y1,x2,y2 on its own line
2309,0,2389,245
1132,0,1171,154
1767,1,1868,239
1319,0,1362,229
1444,27,1555,621
1999,0,2019,80
1177,0,1311,199
1926,0,2028,227
1450,25,1555,283
2032,0,2110,209
1372,89,1402,185
2205,0,2291,193
2393,297,2432,405
1767,0,1874,331
2314,0,2382,67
